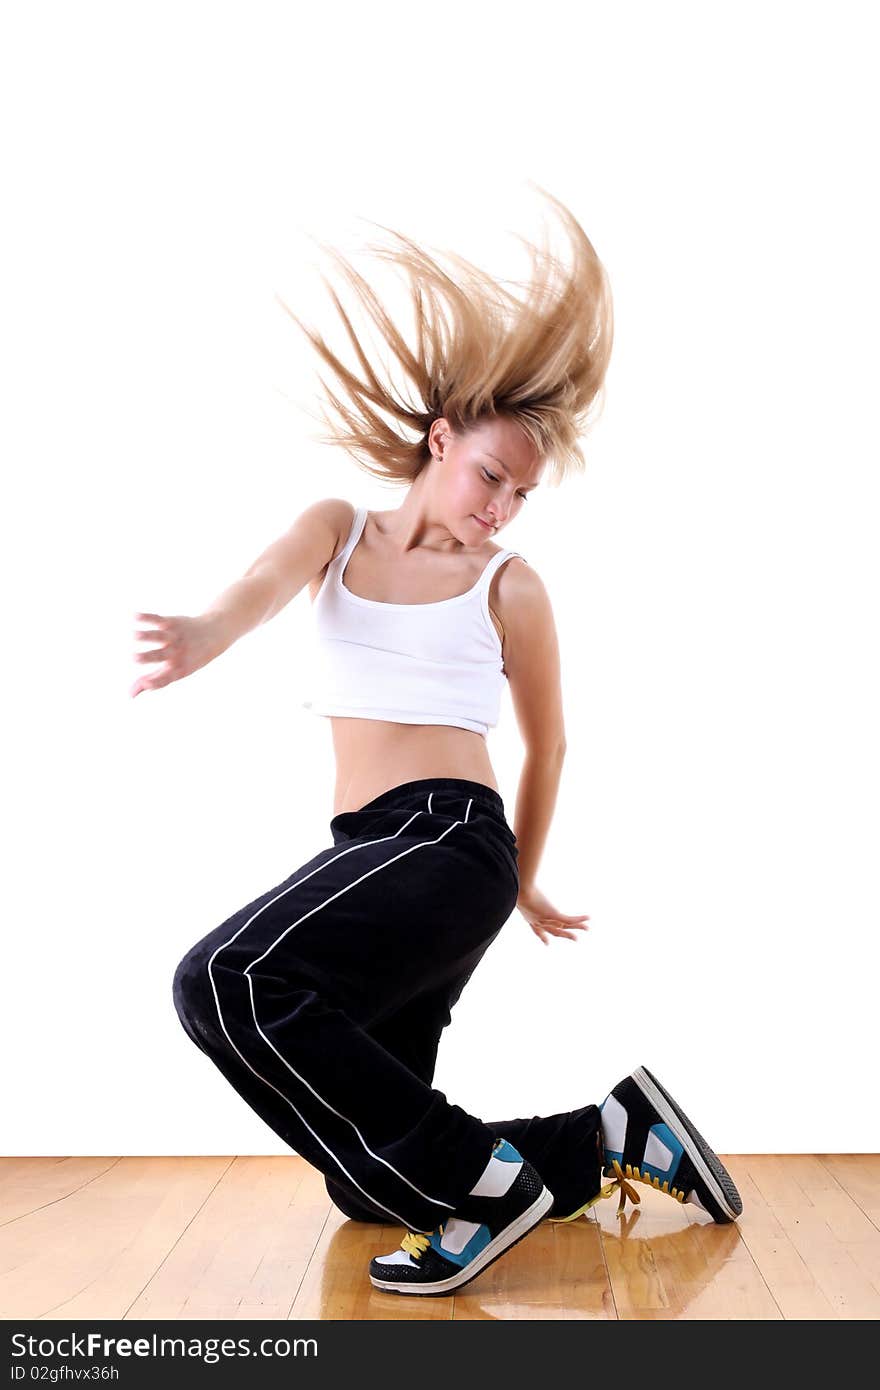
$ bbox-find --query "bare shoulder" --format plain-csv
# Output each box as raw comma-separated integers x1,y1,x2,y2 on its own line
489,553,549,630
496,552,541,593
244,497,356,610
310,497,357,562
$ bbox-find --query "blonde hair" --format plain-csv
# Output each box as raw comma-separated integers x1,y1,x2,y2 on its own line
278,184,613,490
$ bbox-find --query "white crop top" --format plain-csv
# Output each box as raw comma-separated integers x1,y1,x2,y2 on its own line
301,506,526,737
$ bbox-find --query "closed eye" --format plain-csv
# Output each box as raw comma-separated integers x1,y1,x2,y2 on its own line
482,468,529,502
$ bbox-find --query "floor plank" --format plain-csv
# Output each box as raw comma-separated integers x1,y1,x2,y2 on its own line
291,1205,452,1320
2,1155,878,1320
0,1156,231,1319
727,1156,880,1319
452,1217,615,1320
819,1155,880,1215
590,1174,781,1320
0,1157,122,1225
127,1157,330,1321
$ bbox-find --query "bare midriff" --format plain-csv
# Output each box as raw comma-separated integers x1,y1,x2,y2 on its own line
327,718,499,816
307,507,506,816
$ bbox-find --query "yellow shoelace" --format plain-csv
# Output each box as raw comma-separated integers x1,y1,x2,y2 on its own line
400,1157,689,1242
549,1159,687,1223
401,1224,444,1260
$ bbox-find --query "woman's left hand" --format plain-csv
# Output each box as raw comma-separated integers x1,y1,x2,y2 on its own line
516,885,590,946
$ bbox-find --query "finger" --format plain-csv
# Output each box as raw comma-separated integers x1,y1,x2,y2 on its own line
134,613,172,624
131,678,159,697
135,629,179,649
135,669,175,692
135,650,172,665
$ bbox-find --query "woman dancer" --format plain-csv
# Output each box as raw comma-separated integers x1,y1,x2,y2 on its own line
134,188,742,1297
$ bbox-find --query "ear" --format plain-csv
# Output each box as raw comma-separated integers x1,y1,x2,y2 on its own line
428,417,453,459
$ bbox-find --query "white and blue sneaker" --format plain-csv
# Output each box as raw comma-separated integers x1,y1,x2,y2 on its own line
594,1065,743,1223
368,1138,553,1296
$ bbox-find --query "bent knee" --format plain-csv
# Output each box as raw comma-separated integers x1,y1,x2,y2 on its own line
172,946,215,1030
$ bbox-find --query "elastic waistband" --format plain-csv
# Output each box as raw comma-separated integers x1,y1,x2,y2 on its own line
349,777,506,821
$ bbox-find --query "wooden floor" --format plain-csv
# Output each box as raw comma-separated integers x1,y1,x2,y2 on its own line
1,1154,879,1319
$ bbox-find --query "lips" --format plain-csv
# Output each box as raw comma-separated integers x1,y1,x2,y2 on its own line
474,516,495,531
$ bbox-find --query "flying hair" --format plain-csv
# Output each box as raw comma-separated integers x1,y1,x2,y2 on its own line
277,183,614,490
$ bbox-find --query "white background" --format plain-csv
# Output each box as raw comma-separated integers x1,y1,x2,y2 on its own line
2,0,877,1155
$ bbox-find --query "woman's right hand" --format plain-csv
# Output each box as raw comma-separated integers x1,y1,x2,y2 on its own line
130,613,227,698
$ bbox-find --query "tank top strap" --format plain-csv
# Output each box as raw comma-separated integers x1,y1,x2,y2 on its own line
476,548,527,592
334,504,368,567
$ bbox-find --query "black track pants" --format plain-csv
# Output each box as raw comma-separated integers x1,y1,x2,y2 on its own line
172,777,602,1231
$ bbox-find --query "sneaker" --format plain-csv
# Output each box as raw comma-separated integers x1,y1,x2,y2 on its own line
596,1064,743,1223
368,1138,553,1296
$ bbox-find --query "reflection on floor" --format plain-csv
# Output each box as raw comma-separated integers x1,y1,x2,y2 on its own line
1,1154,878,1319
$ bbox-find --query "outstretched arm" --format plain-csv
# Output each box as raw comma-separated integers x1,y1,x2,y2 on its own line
495,559,590,946
131,497,345,698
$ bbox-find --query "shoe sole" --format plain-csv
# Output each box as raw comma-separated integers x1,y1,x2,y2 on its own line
634,1065,743,1222
369,1184,554,1296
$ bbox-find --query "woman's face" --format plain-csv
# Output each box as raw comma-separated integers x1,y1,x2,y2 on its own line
431,416,544,543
